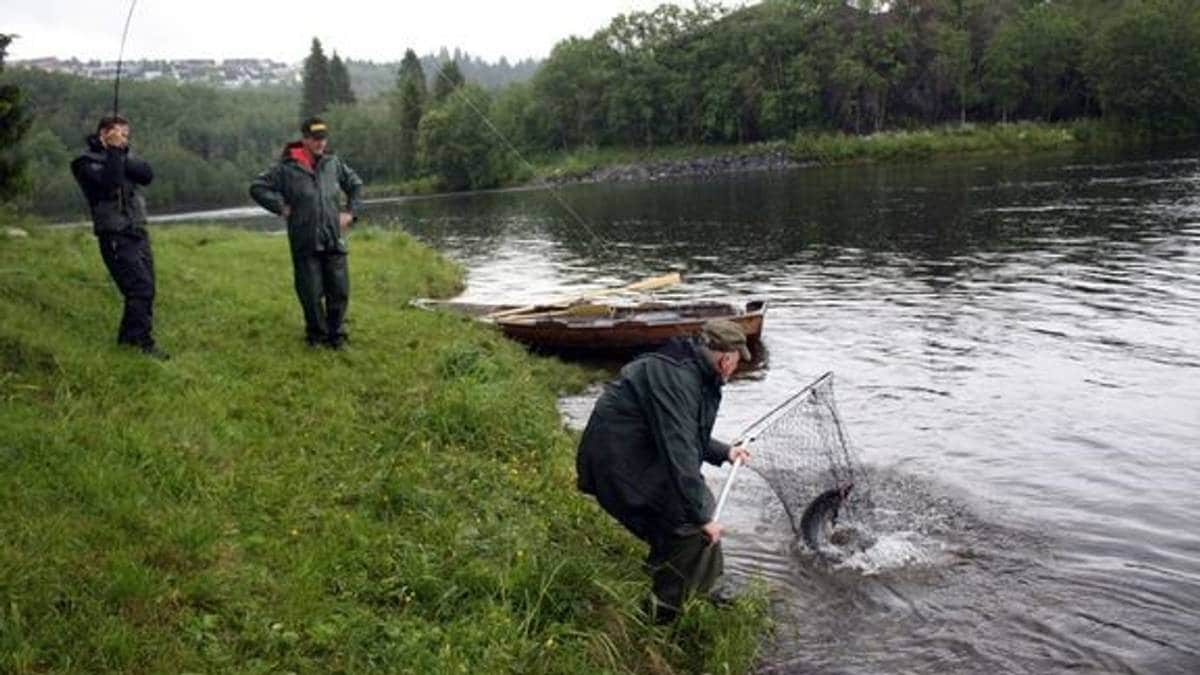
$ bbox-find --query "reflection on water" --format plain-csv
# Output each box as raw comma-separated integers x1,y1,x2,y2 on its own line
206,145,1200,673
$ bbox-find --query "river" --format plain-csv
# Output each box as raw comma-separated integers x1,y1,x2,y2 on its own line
196,146,1200,673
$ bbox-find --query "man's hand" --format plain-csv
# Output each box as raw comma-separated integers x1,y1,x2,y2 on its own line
701,521,724,545
338,212,353,232
100,126,129,149
728,444,751,465
281,206,291,219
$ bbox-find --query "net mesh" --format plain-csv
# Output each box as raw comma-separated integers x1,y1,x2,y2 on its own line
740,372,869,537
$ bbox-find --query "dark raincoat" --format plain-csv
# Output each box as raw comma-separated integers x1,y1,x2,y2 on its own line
70,135,153,235
576,338,732,541
249,143,363,255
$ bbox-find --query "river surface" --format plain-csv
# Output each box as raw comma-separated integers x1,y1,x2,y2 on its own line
198,146,1200,673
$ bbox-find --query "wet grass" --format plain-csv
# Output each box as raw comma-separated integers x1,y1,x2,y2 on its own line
0,224,768,674
788,121,1099,164
527,121,1127,182
351,121,1140,201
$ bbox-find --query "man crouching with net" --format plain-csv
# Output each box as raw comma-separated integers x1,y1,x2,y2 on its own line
576,319,752,623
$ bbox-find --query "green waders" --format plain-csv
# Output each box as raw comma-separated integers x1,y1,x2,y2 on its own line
292,249,349,345
645,525,724,623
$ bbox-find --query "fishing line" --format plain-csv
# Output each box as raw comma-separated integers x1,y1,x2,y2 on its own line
425,60,616,258
113,0,139,115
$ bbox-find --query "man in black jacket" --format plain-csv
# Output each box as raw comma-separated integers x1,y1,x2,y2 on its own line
576,320,752,622
71,115,168,359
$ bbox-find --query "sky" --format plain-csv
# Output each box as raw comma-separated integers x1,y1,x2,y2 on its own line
6,0,716,64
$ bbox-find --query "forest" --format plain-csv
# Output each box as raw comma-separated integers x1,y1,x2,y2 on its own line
2,0,1199,217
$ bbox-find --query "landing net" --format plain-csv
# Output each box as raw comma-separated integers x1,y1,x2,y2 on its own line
739,372,869,537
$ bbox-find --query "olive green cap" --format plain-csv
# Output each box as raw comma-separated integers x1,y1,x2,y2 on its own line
701,319,751,360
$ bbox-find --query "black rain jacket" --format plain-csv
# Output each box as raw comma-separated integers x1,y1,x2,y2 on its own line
576,338,732,539
70,135,154,235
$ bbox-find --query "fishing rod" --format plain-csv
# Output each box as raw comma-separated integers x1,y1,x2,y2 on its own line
425,60,615,257
113,0,139,115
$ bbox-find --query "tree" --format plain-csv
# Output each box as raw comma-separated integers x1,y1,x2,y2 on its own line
300,37,333,120
417,84,511,191
328,52,356,105
1020,4,1087,121
982,18,1027,122
0,34,32,202
1085,0,1200,131
430,60,464,102
531,38,615,148
929,0,976,126
391,49,427,178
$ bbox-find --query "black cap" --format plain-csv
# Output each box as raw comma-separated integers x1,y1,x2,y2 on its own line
301,116,329,139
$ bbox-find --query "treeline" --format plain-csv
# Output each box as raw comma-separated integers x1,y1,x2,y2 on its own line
321,0,1200,193
4,0,1200,217
1,65,297,218
319,48,523,191
523,0,1200,146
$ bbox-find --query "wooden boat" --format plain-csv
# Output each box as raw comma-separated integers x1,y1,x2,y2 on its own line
413,298,767,354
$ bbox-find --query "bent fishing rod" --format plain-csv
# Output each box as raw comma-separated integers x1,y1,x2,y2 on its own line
113,0,139,115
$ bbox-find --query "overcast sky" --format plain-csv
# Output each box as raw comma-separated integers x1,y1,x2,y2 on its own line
6,0,730,64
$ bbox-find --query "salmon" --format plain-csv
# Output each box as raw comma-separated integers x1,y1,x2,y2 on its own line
799,482,854,552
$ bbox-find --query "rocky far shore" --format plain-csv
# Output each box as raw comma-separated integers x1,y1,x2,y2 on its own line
538,148,810,185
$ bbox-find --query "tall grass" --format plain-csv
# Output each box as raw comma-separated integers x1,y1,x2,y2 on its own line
788,121,1095,164
0,225,767,674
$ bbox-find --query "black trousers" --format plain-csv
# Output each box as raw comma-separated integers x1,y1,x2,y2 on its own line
291,249,349,342
97,230,156,348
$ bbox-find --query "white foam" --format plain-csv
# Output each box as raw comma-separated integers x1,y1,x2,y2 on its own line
833,530,935,575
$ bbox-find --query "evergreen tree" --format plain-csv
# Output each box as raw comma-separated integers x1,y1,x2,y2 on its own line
0,34,32,202
300,37,333,120
431,60,465,102
391,49,428,178
329,52,356,105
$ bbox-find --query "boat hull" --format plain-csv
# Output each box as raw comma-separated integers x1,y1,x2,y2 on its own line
496,301,765,352
412,298,767,355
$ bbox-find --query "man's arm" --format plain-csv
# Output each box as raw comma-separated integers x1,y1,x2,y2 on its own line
124,152,153,186
71,148,125,195
704,438,732,466
249,164,287,216
337,160,364,219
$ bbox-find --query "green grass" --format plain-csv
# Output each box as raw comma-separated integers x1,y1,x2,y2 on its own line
521,121,1131,184
521,143,798,184
351,120,1149,201
788,121,1101,164
0,224,768,674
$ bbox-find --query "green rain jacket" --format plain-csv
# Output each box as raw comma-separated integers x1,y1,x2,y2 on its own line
576,338,732,539
249,142,364,255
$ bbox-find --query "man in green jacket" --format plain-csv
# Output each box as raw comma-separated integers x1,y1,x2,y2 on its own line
576,320,752,623
250,117,363,349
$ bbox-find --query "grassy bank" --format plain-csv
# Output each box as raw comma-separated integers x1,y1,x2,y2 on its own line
0,225,767,674
786,120,1116,164
541,121,1129,181
363,120,1131,199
